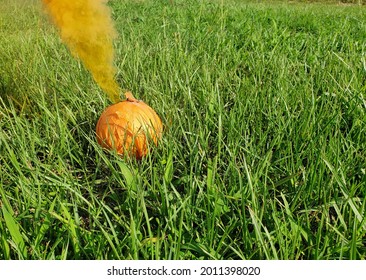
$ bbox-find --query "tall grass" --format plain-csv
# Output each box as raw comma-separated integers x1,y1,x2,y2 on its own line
0,0,365,259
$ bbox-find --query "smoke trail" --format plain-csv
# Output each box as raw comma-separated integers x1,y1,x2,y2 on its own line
42,0,121,103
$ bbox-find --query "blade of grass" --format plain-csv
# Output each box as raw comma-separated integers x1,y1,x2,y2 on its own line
1,205,28,259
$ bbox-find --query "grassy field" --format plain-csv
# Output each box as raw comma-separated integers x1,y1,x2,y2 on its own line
0,0,365,260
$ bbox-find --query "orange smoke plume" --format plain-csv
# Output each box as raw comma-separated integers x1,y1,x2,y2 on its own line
42,0,121,103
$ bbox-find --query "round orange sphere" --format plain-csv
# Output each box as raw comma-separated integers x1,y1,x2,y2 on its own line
96,92,162,159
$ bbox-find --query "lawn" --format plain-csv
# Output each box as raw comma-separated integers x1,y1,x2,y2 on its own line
0,0,365,260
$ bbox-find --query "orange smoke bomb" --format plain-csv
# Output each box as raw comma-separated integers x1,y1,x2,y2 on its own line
42,0,121,103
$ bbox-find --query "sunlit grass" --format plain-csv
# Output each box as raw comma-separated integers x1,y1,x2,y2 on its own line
0,0,365,260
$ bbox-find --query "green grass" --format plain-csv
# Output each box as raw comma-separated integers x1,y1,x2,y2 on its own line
0,0,365,260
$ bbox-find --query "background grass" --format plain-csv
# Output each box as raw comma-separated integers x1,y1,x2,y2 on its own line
0,0,365,259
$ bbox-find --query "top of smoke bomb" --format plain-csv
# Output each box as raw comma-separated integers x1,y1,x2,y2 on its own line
42,0,122,103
